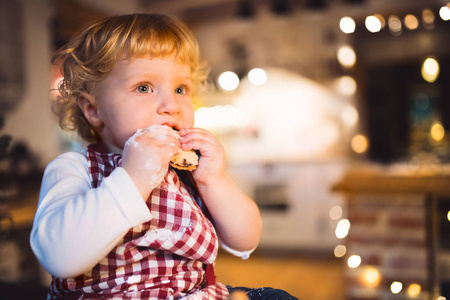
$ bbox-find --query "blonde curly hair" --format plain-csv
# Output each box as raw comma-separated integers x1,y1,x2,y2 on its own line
51,13,209,143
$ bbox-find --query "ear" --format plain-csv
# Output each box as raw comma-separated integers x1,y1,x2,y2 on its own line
78,92,103,127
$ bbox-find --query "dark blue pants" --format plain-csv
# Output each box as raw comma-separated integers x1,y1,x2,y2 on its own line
227,285,299,300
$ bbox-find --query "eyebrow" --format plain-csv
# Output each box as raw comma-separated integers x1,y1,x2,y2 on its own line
124,73,191,83
122,72,156,82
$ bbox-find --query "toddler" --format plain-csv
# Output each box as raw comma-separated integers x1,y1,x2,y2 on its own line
30,13,297,299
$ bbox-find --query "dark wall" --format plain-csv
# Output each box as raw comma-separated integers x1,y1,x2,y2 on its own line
353,10,450,163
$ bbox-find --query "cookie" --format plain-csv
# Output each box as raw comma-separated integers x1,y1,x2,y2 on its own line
170,149,199,171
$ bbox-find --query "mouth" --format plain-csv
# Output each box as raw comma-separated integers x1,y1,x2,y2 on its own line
161,122,180,131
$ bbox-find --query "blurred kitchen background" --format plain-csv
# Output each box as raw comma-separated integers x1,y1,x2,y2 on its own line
1,0,450,299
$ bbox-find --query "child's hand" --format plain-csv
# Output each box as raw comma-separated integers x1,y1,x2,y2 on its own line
122,125,180,199
178,128,226,186
179,128,262,252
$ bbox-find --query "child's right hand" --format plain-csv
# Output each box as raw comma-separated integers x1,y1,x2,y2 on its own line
121,125,180,199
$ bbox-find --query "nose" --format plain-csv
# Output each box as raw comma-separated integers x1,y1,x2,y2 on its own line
157,91,181,115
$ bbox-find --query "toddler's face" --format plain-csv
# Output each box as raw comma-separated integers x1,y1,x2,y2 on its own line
92,57,194,149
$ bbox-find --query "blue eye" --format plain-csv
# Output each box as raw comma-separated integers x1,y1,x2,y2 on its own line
175,87,186,95
176,84,192,95
137,84,152,94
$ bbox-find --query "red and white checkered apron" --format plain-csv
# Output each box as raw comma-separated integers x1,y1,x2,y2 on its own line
48,143,229,299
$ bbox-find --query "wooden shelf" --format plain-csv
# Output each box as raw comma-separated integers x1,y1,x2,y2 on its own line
333,164,450,197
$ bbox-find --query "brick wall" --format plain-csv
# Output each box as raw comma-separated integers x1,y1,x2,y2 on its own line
343,193,429,300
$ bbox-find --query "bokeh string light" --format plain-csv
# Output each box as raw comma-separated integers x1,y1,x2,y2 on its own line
339,16,356,34
440,5,450,21
365,15,381,33
339,5,449,35
329,205,343,220
361,267,381,288
335,219,350,239
334,76,357,96
431,122,445,142
217,71,240,92
421,57,440,83
347,255,361,268
337,46,356,68
422,9,435,30
248,68,267,86
334,245,346,258
404,14,419,30
390,281,403,294
407,283,422,298
388,15,402,36
332,5,449,298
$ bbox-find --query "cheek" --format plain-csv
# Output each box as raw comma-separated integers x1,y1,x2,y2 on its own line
108,110,142,138
183,104,195,126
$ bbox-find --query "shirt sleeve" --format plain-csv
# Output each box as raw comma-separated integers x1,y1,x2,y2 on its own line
30,151,151,279
219,240,255,260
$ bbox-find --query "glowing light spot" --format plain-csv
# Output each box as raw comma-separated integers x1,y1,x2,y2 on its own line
218,71,240,92
447,210,450,221
351,134,369,154
334,245,346,258
374,14,386,29
340,16,356,34
388,15,402,35
341,105,359,126
422,9,435,30
391,281,403,294
423,57,440,75
404,14,419,30
335,219,350,239
248,68,267,86
440,6,450,21
365,15,382,33
347,255,361,268
337,46,356,68
423,9,435,23
422,57,440,83
338,219,350,229
431,122,445,142
407,283,421,298
361,267,381,288
329,205,343,220
437,296,446,300
335,75,357,96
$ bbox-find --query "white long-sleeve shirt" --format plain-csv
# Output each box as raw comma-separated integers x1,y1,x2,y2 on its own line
30,150,251,279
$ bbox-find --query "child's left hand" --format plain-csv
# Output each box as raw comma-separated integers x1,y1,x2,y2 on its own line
178,128,225,186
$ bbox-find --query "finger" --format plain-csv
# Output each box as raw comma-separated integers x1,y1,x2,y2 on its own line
180,135,219,152
179,127,210,136
180,129,218,146
182,141,224,163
